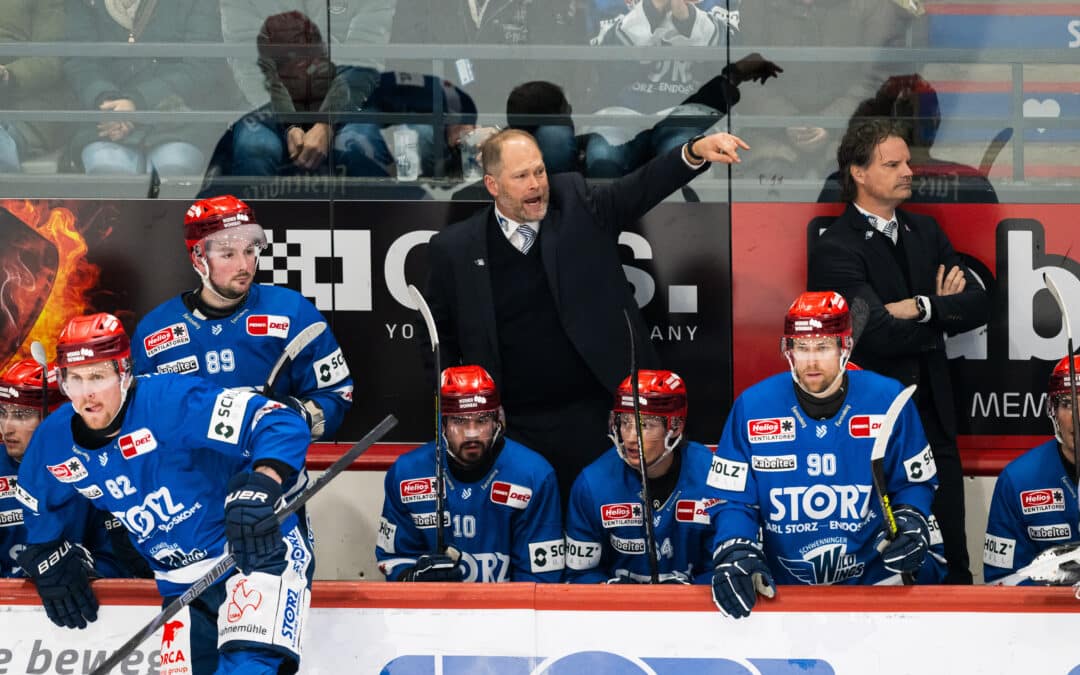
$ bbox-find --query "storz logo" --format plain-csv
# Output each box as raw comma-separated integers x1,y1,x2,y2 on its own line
280,588,301,642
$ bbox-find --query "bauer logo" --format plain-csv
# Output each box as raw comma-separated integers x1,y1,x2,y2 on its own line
752,454,797,471
143,323,190,357
490,481,532,509
119,428,158,459
848,414,885,438
1027,523,1072,541
1020,488,1066,514
747,417,796,443
246,314,291,338
601,502,643,528
47,457,88,483
399,478,436,503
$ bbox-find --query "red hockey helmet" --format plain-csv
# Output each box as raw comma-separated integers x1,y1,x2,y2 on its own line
440,366,501,415
56,313,131,370
783,291,852,342
612,370,688,420
0,358,66,412
184,195,265,255
1048,355,1080,407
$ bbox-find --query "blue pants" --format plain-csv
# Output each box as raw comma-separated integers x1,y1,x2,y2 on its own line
231,116,392,177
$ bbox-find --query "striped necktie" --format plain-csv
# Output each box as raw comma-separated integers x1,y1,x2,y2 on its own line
518,224,537,254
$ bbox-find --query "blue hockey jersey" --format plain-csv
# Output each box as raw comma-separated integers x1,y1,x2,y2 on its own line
132,283,353,440
713,371,946,585
565,441,723,584
1,449,132,578
376,439,564,583
15,374,310,596
984,439,1080,583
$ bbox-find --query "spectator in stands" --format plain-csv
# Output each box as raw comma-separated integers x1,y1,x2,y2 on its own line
735,0,921,180
984,355,1080,584
216,6,394,180
0,0,70,173
808,118,991,584
422,127,748,505
817,74,1001,204
62,0,220,176
389,0,582,176
376,366,564,582
583,0,769,178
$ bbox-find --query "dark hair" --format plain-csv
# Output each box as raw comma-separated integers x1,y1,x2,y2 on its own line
480,128,539,176
506,81,573,135
836,118,906,202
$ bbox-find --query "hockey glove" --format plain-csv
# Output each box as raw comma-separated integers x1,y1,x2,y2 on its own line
224,471,286,575
19,540,99,629
605,575,638,584
711,538,775,619
875,505,930,575
400,550,464,582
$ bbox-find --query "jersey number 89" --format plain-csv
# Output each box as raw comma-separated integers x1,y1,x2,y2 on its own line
204,349,236,374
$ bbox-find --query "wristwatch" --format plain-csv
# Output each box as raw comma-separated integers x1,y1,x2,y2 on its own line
685,134,707,163
914,295,930,322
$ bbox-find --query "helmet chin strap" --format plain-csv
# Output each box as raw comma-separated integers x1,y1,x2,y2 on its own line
611,424,683,471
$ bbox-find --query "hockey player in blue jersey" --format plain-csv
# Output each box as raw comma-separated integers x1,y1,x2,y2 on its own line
565,369,723,584
376,366,564,583
132,194,353,443
16,313,314,674
984,355,1080,584
711,292,947,618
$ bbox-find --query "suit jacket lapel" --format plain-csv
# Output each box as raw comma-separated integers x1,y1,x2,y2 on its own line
468,209,500,367
540,204,561,312
843,203,907,296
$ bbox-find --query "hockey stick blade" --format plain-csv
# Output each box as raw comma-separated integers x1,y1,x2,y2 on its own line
869,384,917,584
89,414,398,675
995,542,1080,588
1044,273,1073,345
263,321,328,397
408,284,447,553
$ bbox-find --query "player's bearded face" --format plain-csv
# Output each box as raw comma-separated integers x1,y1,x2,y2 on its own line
202,234,264,299
0,404,41,461
790,338,843,394
617,414,669,468
445,412,498,465
62,363,123,430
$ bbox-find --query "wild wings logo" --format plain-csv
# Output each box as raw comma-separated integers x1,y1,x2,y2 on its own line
778,539,864,584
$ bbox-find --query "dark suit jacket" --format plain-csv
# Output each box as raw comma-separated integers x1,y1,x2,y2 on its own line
424,145,706,395
807,202,990,439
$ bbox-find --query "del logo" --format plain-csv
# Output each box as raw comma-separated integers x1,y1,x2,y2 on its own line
490,481,532,509
399,478,436,503
1020,488,1066,514
601,502,643,528
747,417,796,444
675,499,712,524
0,476,15,498
848,414,885,438
47,457,88,483
246,315,290,338
143,323,190,357
119,428,158,459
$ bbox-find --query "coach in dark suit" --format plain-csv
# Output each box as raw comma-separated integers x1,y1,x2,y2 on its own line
808,118,990,584
424,127,748,502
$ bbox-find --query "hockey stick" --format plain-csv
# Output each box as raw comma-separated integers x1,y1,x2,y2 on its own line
623,309,660,583
262,321,327,397
870,383,918,586
408,284,447,554
994,542,1080,589
88,413,398,675
30,341,49,422
1043,272,1080,489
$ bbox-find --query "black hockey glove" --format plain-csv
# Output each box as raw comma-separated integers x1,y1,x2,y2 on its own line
19,540,99,629
400,552,464,582
711,538,775,619
224,471,286,575
875,505,930,575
